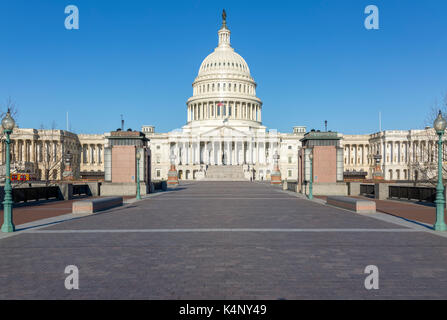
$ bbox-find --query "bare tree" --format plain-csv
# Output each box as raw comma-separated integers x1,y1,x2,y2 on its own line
0,97,21,183
37,122,64,185
408,92,447,185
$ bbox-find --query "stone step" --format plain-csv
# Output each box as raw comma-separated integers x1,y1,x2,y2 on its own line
204,165,247,181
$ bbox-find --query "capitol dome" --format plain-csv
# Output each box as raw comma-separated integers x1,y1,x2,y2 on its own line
186,11,262,126
198,49,251,78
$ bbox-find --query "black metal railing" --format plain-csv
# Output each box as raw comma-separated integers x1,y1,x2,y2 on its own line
72,185,91,197
360,184,375,197
10,186,62,203
287,182,297,192
152,181,167,191
389,186,436,203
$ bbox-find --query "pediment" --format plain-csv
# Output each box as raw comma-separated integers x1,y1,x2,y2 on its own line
200,125,253,138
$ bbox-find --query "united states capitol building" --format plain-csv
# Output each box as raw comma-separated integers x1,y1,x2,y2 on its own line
0,14,439,183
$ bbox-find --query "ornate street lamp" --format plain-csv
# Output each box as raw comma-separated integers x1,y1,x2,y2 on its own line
308,152,313,200
270,151,281,185
136,151,141,200
433,110,447,231
1,109,15,233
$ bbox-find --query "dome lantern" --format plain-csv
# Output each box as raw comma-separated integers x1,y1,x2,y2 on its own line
218,9,231,48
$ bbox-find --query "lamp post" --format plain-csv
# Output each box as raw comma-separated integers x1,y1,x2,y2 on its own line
1,109,16,233
270,151,281,185
433,110,447,231
308,152,313,200
136,151,141,200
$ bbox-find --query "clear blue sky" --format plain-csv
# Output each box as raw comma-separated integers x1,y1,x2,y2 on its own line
1,0,446,134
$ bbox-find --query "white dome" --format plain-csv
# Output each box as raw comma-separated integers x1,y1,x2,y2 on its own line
195,21,253,80
198,48,251,78
186,14,262,126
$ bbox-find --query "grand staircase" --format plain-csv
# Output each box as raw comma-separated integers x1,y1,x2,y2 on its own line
204,165,247,181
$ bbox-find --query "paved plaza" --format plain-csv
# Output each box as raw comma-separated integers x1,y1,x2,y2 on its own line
0,181,447,299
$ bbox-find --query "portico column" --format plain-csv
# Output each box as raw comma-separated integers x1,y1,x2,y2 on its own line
218,140,222,165
235,140,239,165
249,141,253,164
227,140,231,165
204,141,208,165
242,141,246,164
211,141,215,165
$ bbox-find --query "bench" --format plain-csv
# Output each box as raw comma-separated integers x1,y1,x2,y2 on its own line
72,197,123,214
326,196,376,214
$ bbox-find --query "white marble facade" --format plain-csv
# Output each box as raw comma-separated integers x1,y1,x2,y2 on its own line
144,17,305,181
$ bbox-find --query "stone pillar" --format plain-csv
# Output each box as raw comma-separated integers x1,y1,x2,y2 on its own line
242,141,246,164
374,183,390,200
235,140,239,165
249,141,253,164
31,141,35,162
215,141,219,165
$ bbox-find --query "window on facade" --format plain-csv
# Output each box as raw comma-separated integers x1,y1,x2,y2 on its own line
288,146,292,150
156,170,161,178
288,170,292,177
288,156,292,164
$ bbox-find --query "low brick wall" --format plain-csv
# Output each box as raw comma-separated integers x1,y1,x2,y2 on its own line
73,197,123,214
101,182,149,196
327,196,376,214
313,183,348,196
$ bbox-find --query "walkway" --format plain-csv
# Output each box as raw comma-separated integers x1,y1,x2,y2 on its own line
0,181,446,299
